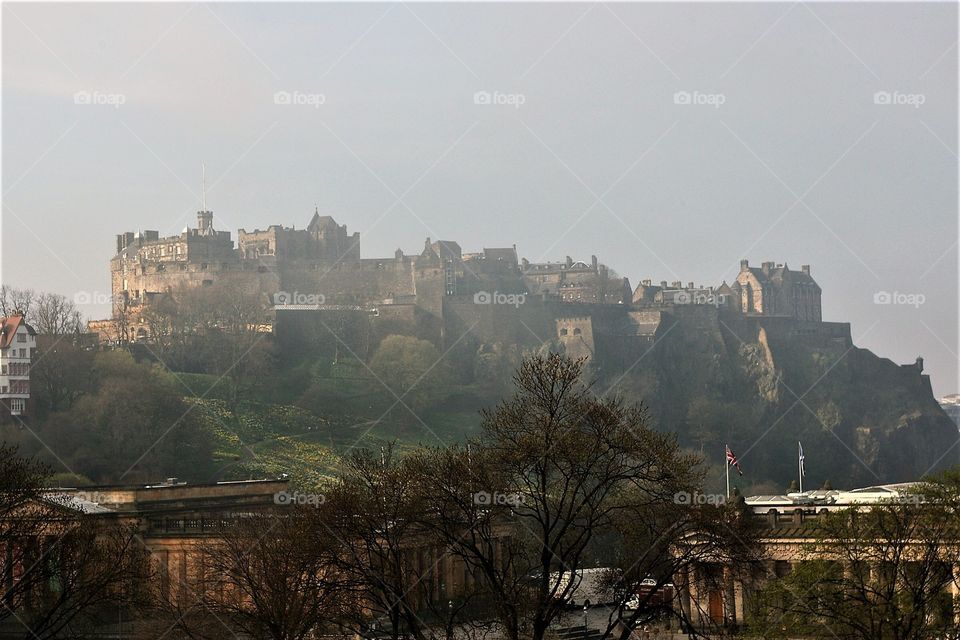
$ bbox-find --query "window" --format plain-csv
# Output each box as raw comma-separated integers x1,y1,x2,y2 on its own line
18,349,25,358
10,399,24,414
17,334,25,343
573,328,582,335
559,328,568,336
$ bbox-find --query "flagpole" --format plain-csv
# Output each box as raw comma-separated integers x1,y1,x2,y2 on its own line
798,442,803,494
725,445,730,499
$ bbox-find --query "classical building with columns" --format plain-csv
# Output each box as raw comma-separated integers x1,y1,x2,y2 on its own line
676,482,960,631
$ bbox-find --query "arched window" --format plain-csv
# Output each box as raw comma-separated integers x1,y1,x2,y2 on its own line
573,328,582,335
559,328,568,336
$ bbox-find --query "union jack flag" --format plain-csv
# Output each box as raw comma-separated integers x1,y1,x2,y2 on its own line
725,445,743,476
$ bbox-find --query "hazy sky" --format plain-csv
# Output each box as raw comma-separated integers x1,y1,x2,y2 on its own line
2,2,957,396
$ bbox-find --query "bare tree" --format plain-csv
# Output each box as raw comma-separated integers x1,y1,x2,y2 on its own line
30,293,84,336
409,354,746,640
323,444,441,640
0,445,152,639
170,508,353,640
0,286,34,317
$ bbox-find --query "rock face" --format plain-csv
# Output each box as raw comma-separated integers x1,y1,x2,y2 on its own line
604,307,957,488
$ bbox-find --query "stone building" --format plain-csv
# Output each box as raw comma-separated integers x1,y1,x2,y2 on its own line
678,483,960,630
107,210,628,345
732,260,822,322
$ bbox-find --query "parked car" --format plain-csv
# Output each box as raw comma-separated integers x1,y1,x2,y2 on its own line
625,578,675,610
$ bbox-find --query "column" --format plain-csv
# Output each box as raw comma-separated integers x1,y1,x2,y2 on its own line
733,575,746,624
678,566,692,624
723,566,736,627
952,563,960,626
688,563,702,627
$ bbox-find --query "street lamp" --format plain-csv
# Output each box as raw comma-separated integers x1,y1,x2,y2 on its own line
447,600,454,640
583,603,588,639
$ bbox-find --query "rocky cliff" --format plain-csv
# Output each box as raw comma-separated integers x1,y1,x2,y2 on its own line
605,307,957,488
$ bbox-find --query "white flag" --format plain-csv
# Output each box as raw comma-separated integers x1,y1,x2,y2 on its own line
799,442,806,477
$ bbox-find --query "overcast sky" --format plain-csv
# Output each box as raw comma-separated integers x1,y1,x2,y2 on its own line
2,2,957,396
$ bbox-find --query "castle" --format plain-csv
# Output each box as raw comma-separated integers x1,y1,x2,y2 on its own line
108,205,838,359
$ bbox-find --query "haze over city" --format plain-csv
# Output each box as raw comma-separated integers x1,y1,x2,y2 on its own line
3,1,957,396
4,3,960,640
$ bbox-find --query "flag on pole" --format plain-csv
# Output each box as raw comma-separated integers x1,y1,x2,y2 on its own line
799,442,805,477
725,445,743,476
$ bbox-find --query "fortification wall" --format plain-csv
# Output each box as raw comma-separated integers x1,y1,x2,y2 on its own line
279,259,416,304
442,297,557,350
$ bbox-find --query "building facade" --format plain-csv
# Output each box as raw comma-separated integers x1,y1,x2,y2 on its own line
0,314,36,416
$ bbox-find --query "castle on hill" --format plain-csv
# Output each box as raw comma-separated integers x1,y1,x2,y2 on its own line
106,207,840,360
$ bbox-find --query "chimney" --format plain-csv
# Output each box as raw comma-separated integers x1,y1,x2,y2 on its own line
761,261,775,273
740,259,749,271
688,282,694,289
801,264,811,275
660,281,668,288
591,255,598,270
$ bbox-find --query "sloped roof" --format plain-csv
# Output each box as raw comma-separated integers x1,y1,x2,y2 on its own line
307,212,338,232
43,493,114,514
745,265,819,288
433,240,462,261
0,315,35,348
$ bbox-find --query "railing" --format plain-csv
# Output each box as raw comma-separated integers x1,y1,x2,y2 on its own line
147,517,232,534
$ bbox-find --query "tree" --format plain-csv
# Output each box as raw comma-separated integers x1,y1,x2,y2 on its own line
749,474,960,640
0,445,152,639
411,354,750,640
5,518,153,640
30,293,84,336
32,340,95,413
39,351,214,483
0,285,34,317
169,507,352,640
323,444,440,640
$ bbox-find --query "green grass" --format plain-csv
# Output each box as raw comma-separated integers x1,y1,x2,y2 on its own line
181,356,493,490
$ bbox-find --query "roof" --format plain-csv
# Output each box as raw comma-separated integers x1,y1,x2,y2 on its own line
483,247,518,262
433,240,463,260
307,212,339,232
743,264,820,288
0,314,36,348
746,482,924,513
43,493,115,514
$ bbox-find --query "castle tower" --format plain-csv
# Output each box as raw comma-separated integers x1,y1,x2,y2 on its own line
197,210,213,231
